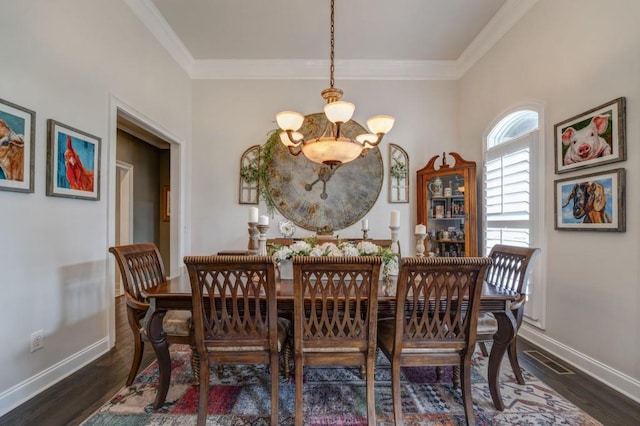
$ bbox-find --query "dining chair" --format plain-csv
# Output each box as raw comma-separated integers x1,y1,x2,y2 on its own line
476,244,540,385
184,255,290,426
292,255,382,426
109,243,196,386
377,256,492,426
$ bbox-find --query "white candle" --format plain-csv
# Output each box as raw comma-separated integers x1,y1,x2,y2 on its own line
249,207,259,223
258,215,269,226
390,210,400,227
362,219,369,230
415,224,426,234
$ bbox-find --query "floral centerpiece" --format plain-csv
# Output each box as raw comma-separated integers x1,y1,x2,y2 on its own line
270,238,399,279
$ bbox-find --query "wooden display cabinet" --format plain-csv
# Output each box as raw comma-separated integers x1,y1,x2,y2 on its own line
416,152,477,257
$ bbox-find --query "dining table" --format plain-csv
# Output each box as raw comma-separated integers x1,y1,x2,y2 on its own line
142,271,520,411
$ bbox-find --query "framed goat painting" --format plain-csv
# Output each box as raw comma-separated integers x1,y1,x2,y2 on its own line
46,119,101,201
554,97,626,174
554,168,625,232
0,98,35,193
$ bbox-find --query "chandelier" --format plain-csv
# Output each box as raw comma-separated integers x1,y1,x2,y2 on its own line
275,0,395,167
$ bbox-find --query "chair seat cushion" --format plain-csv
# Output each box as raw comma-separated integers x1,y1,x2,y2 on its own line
477,312,498,335
142,309,192,337
206,317,291,352
377,317,461,354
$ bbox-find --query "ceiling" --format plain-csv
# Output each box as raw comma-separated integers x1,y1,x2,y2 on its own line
126,0,537,79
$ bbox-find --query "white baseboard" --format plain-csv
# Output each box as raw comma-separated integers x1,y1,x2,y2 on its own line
519,324,640,404
0,338,110,417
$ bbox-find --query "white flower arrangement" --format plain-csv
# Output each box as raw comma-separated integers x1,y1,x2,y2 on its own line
271,239,398,278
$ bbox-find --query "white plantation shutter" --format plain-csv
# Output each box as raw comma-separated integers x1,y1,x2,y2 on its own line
484,109,544,328
484,134,533,253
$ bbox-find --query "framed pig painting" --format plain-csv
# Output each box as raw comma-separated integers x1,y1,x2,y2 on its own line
46,119,101,201
554,168,625,232
554,97,626,174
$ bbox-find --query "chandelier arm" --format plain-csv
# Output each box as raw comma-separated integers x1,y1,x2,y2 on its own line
287,145,304,156
285,130,302,145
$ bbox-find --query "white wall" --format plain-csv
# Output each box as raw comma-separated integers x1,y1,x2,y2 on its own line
190,79,460,256
459,0,640,398
0,0,191,414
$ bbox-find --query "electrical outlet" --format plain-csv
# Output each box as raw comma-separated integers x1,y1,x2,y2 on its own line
31,330,44,352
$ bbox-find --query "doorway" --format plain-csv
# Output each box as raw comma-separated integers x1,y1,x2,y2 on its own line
115,160,134,297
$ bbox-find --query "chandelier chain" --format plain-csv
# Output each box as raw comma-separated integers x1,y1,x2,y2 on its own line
329,0,335,88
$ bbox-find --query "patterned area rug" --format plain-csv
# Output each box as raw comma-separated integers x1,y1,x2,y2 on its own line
83,345,600,425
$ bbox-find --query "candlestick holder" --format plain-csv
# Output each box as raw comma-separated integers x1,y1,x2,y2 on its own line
415,232,426,257
361,228,369,240
389,225,400,255
257,224,269,256
247,222,259,255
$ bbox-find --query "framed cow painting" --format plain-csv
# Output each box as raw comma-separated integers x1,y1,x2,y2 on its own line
554,97,626,174
0,98,35,193
46,119,101,201
554,168,625,232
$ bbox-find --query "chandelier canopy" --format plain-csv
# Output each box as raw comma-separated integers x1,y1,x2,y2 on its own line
275,0,395,167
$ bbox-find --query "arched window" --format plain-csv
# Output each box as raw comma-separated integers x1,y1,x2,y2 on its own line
484,107,545,328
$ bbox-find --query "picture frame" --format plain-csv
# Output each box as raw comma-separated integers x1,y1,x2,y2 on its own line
47,119,101,200
554,97,626,174
0,98,35,193
161,185,170,222
388,143,409,203
554,168,625,232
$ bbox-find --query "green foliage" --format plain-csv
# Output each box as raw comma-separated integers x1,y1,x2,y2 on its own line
257,129,279,215
390,162,408,180
240,164,259,183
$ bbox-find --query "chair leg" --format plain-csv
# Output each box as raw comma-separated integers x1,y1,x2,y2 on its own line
507,337,526,385
452,366,460,389
295,359,304,426
126,336,144,386
366,359,376,426
197,357,209,426
460,359,476,426
435,366,442,381
479,341,489,357
270,352,279,426
282,338,291,380
391,361,403,425
190,345,200,382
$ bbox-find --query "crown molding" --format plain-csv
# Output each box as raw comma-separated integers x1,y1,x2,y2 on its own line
125,0,538,81
191,59,459,81
456,0,539,78
123,0,194,75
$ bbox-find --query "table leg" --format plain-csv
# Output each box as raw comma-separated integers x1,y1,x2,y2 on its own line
144,300,171,409
488,310,517,411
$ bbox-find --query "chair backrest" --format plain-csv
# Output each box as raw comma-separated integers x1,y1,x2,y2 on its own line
183,255,278,354
109,243,167,310
486,245,541,294
393,257,492,352
292,256,382,353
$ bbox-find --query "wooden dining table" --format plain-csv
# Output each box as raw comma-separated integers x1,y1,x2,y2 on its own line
142,272,520,412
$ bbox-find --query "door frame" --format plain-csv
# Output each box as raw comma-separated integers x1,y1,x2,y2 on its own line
107,96,188,348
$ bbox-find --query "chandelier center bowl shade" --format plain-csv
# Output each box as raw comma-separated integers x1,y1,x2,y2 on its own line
275,0,394,167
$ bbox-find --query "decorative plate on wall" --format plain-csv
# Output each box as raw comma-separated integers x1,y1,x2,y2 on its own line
266,113,384,231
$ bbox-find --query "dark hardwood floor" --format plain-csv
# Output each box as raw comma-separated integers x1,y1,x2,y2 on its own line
1,297,638,425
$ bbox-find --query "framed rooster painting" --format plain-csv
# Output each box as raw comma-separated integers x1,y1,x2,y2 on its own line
46,120,101,200
0,98,35,193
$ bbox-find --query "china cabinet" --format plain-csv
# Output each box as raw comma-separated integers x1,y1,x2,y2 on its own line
416,152,477,257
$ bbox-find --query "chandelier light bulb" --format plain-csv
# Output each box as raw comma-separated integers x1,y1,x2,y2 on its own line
367,115,395,135
279,131,303,146
323,101,355,124
276,111,304,131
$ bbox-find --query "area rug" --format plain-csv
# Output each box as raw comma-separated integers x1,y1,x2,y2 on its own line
83,345,600,425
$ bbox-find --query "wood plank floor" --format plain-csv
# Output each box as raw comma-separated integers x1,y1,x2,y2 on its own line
1,297,638,425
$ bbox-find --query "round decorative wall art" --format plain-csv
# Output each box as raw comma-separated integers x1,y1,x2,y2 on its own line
266,113,383,231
